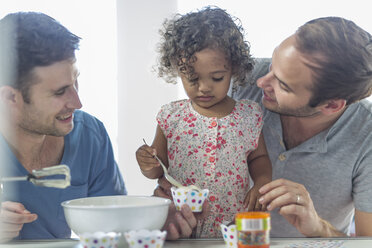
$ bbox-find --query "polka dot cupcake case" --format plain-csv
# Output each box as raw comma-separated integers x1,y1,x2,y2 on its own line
220,224,237,248
171,187,209,212
79,232,120,248
124,230,166,248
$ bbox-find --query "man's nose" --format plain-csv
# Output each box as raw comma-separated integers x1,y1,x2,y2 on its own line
257,71,274,90
67,87,82,110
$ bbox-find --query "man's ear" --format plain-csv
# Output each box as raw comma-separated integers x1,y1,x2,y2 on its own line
319,99,346,115
0,86,21,105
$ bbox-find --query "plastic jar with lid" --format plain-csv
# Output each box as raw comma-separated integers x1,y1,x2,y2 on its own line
236,212,271,248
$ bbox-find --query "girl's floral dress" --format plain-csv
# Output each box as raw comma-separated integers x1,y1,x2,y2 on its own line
156,99,263,238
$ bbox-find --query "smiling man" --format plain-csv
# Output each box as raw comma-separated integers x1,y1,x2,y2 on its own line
232,17,372,237
0,12,126,241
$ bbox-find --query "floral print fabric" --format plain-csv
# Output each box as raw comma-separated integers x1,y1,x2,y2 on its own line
156,99,263,238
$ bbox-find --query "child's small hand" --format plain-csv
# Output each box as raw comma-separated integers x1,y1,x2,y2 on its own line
135,144,160,172
244,183,267,211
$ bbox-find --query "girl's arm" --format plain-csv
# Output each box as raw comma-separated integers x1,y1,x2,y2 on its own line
136,125,169,179
152,124,169,169
244,133,272,210
247,133,272,185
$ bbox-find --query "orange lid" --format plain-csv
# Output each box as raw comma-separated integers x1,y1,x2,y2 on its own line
236,211,270,219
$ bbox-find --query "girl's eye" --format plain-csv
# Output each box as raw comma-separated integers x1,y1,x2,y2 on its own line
212,77,224,82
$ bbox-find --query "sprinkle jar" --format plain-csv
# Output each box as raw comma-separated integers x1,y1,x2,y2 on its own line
236,212,271,248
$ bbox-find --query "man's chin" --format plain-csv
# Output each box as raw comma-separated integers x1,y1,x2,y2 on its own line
261,101,296,116
262,99,278,111
59,127,74,136
264,106,321,118
50,124,74,137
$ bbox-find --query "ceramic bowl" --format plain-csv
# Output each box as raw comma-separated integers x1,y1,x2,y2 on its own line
124,229,166,248
61,195,171,235
170,187,209,212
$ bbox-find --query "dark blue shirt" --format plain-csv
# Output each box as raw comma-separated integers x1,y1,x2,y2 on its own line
0,110,127,239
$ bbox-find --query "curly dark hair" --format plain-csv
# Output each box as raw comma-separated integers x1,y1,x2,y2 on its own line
0,12,80,103
157,6,254,87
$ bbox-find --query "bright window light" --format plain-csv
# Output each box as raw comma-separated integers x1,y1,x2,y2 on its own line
0,0,119,154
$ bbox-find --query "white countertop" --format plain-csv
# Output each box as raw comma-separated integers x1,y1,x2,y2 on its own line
1,238,372,248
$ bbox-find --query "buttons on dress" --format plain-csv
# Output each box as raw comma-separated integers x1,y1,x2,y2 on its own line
278,154,286,161
211,121,217,127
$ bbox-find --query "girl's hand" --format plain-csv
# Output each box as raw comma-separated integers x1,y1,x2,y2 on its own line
244,184,266,211
244,178,270,211
135,144,160,172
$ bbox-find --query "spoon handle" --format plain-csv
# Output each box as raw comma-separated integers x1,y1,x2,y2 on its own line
142,139,183,188
150,152,184,188
142,139,203,192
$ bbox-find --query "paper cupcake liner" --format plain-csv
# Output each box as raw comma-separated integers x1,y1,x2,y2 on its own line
124,229,166,248
220,224,237,248
79,232,120,248
171,187,209,212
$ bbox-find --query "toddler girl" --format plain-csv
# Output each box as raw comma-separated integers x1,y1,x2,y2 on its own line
136,6,272,238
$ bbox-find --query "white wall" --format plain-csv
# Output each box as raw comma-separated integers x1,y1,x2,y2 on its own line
116,0,178,195
0,0,119,157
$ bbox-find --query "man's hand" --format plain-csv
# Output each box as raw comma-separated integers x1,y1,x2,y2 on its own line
154,176,173,199
258,179,325,237
0,201,38,242
155,177,210,240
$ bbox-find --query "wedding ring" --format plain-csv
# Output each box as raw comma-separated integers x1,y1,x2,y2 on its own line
296,194,301,204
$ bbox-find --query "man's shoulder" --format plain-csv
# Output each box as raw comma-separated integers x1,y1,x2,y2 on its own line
74,109,96,118
359,99,372,114
348,99,372,123
70,110,107,137
356,99,372,131
333,99,372,142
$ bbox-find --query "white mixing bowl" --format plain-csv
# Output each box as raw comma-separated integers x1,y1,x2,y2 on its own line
61,195,171,235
